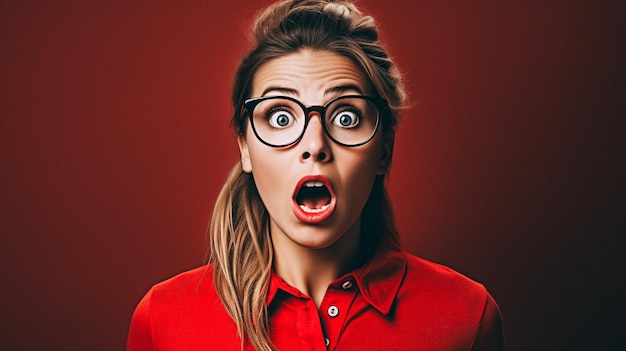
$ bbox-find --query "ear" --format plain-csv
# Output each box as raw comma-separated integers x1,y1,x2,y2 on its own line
377,130,395,174
237,136,252,173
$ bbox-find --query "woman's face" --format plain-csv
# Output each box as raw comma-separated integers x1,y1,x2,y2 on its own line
238,49,391,251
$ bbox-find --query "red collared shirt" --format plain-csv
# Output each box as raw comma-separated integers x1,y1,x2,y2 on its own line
127,240,503,350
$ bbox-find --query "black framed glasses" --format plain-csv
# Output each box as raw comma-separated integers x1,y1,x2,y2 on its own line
242,95,389,148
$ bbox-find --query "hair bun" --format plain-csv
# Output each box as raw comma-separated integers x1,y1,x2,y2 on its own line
253,0,362,43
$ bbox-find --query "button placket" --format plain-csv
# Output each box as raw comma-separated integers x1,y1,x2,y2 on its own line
319,279,358,351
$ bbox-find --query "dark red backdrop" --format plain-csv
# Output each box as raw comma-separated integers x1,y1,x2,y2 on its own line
1,1,624,350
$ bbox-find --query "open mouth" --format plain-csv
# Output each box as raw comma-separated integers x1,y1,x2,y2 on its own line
292,175,336,223
296,181,331,212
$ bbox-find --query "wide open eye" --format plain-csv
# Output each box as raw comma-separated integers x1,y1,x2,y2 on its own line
331,109,360,129
267,109,296,129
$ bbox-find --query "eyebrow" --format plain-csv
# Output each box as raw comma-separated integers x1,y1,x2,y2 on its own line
260,84,365,97
324,85,365,96
261,87,298,96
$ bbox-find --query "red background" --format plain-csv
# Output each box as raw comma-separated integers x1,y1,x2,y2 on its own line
1,1,624,350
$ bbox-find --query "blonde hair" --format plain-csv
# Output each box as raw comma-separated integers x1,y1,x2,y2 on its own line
209,1,406,350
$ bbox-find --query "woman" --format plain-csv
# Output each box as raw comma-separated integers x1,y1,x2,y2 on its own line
127,1,504,350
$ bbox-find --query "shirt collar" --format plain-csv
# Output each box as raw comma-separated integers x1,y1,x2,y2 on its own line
267,233,407,315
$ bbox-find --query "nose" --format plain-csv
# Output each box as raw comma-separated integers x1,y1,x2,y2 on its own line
299,113,332,163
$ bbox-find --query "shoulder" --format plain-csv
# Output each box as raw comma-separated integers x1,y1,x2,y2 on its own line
129,264,218,322
400,253,491,313
127,265,243,350
149,265,213,298
138,264,226,319
404,254,489,298
374,253,505,350
396,253,504,349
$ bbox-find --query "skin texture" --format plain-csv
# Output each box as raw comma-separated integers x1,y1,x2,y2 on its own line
238,49,392,306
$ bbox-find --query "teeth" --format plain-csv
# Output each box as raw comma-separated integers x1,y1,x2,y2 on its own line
299,204,330,213
304,181,325,188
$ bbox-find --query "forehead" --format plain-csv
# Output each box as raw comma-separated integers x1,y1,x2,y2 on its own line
251,49,374,98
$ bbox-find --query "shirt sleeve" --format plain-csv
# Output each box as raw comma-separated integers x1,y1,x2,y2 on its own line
126,289,155,351
471,293,505,351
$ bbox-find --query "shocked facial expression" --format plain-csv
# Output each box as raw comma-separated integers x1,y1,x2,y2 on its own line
238,49,391,250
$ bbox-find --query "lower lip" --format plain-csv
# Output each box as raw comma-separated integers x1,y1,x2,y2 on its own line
292,200,336,224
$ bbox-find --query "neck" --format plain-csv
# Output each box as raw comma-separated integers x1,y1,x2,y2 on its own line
271,221,361,308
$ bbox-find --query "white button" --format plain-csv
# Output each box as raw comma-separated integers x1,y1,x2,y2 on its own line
341,280,353,290
327,305,339,317
325,337,330,347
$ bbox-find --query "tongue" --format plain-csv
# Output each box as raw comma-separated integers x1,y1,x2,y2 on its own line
301,197,328,209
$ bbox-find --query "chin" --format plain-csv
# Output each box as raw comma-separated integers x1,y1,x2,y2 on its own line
292,231,342,250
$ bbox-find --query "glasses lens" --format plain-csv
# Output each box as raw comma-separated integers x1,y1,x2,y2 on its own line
325,97,380,146
250,97,305,147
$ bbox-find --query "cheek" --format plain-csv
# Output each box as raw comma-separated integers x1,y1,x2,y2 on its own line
245,129,275,176
247,146,291,205
354,138,384,175
249,148,278,181
336,145,382,200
